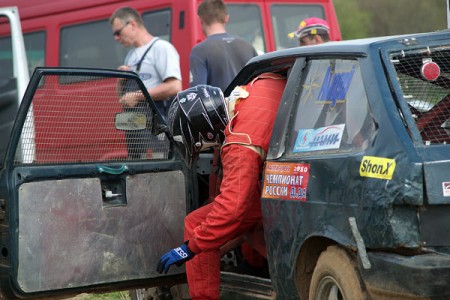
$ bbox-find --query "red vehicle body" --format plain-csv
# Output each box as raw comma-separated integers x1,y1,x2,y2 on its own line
0,0,341,162
0,0,341,89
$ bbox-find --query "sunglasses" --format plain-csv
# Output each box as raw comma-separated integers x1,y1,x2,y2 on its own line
113,22,129,37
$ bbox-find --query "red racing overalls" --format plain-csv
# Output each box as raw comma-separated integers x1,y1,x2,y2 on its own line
184,73,286,300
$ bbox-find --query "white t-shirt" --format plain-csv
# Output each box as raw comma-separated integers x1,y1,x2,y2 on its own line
124,38,182,89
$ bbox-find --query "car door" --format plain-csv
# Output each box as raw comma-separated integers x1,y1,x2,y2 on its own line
0,67,190,299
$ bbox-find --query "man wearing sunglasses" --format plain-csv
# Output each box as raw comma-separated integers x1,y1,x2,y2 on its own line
110,7,182,159
110,6,182,118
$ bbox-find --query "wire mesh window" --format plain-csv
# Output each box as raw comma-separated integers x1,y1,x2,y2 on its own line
14,74,170,165
391,47,450,145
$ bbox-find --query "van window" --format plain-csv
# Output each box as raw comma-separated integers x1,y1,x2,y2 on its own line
142,9,171,42
60,19,126,72
0,30,45,78
59,9,171,84
287,59,375,156
24,31,46,75
227,4,265,55
0,15,13,78
271,5,325,50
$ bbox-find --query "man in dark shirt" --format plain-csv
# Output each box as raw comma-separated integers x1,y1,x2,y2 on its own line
189,0,258,91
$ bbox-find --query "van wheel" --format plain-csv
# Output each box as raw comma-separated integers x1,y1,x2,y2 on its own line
309,245,366,300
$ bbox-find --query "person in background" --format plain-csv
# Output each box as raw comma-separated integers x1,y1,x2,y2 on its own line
289,17,330,47
190,0,258,92
158,72,287,299
110,7,182,158
110,6,182,119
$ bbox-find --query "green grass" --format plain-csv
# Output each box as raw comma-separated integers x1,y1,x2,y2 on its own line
69,291,130,300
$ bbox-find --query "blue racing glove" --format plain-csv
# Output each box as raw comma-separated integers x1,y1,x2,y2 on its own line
157,242,195,274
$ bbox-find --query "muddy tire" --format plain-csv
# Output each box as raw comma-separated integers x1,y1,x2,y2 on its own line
309,245,366,300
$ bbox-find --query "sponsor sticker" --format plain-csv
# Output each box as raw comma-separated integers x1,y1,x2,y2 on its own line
442,182,450,197
359,156,396,180
262,162,310,201
317,65,355,108
293,124,345,152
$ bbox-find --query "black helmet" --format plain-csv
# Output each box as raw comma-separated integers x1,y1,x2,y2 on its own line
168,85,229,167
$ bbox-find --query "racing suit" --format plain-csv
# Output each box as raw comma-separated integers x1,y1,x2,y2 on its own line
184,73,287,299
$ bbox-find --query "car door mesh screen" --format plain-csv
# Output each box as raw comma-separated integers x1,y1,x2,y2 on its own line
14,74,170,165
391,48,450,145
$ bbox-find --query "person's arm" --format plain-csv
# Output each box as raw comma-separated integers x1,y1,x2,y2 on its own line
119,77,181,107
116,65,132,97
148,77,182,101
151,41,182,100
119,42,182,107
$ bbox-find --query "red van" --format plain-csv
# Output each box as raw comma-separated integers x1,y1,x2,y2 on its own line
0,0,341,163
0,0,341,90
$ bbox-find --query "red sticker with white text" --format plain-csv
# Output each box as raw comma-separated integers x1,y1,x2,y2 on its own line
442,182,450,197
262,162,310,201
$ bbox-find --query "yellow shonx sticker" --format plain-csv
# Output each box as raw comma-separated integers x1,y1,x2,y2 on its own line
359,156,396,180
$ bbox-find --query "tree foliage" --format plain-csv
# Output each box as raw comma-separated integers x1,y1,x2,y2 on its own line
333,0,447,40
333,0,371,39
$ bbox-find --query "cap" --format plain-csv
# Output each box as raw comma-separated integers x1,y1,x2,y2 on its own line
288,17,330,39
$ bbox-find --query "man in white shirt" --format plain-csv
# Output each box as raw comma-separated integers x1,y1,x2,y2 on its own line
110,6,182,118
110,7,182,158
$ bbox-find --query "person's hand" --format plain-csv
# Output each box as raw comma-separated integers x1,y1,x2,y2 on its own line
157,243,195,274
119,92,141,108
118,65,131,71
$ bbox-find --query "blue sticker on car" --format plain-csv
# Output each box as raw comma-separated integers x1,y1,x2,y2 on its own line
317,65,355,108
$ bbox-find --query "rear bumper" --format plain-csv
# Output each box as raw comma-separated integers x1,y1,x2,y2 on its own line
362,251,450,298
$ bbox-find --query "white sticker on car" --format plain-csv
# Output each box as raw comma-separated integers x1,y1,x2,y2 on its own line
293,124,345,152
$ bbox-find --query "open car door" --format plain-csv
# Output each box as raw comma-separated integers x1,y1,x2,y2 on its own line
0,67,190,299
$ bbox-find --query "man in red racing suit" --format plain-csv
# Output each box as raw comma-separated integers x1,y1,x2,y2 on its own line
158,72,286,300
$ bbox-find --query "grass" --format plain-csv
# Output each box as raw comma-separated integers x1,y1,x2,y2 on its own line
68,291,130,300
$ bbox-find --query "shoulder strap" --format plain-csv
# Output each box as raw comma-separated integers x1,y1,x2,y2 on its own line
136,38,159,73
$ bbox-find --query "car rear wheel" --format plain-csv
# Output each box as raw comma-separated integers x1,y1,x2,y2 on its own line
309,245,366,300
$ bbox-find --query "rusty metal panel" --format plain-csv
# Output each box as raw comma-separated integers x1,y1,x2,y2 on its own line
17,171,185,292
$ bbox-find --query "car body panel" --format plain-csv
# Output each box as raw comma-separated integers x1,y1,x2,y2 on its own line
242,29,450,298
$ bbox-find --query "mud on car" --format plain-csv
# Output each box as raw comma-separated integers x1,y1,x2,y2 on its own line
2,30,450,299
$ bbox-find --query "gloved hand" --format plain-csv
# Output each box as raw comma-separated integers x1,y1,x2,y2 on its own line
157,243,195,274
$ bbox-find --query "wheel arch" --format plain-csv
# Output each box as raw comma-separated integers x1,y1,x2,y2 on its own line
294,236,336,300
